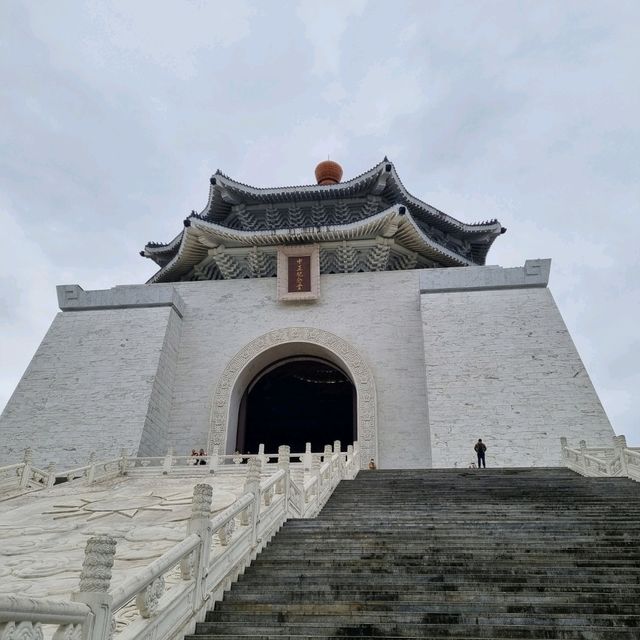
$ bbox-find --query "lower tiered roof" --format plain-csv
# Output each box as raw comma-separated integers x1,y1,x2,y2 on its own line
142,159,505,283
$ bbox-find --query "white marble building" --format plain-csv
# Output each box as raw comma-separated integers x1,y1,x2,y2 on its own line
0,160,614,469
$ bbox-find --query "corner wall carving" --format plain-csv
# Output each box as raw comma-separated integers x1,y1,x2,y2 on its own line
207,327,377,468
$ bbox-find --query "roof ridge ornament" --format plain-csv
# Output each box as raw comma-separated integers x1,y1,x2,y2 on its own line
315,159,343,185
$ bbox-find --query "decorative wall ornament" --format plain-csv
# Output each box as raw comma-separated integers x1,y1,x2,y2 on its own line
179,550,196,580
336,242,358,273
311,202,328,227
288,205,304,228
207,328,378,468
217,519,235,546
52,624,82,640
136,576,165,618
0,622,44,640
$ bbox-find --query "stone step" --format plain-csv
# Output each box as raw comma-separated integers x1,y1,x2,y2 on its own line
223,587,640,604
258,548,640,560
213,599,640,615
262,542,640,553
190,468,640,640
243,561,640,573
206,609,640,627
191,621,640,639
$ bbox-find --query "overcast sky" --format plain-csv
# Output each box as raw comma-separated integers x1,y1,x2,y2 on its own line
1,1,638,446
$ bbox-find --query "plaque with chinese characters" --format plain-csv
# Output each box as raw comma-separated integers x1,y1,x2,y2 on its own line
288,256,311,293
277,245,320,301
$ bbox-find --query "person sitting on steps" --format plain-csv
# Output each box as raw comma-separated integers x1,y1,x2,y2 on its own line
368,458,377,470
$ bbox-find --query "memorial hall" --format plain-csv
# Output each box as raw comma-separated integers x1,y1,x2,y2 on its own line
0,158,615,469
2,159,638,640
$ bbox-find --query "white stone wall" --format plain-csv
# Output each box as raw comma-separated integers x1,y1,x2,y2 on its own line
1,261,616,471
138,307,183,457
166,270,431,469
0,306,176,468
421,286,615,468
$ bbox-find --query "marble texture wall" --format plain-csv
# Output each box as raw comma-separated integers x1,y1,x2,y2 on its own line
166,270,431,469
420,284,614,468
0,260,615,470
0,306,178,468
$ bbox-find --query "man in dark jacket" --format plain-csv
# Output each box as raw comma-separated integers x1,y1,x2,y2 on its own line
474,439,487,468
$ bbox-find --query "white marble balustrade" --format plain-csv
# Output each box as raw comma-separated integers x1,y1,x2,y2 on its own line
560,435,640,482
0,441,360,640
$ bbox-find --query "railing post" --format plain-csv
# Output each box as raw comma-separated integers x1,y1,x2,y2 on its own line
46,462,56,488
258,443,267,467
119,448,129,476
209,446,219,473
323,444,332,485
559,437,569,468
71,535,116,640
613,435,628,477
311,453,321,510
277,445,290,496
241,458,262,547
19,448,33,488
579,440,587,469
86,452,97,484
303,442,312,472
181,484,213,612
353,440,360,469
334,440,344,478
163,447,174,475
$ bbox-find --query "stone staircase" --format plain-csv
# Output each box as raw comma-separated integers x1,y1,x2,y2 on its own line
189,468,640,639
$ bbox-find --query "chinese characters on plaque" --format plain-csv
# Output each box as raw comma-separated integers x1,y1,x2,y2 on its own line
288,255,311,293
277,245,320,301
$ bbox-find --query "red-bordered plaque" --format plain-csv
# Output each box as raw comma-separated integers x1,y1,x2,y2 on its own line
277,245,320,302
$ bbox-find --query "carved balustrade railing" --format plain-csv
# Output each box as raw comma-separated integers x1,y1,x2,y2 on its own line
0,449,133,499
0,439,361,499
0,594,92,640
0,442,360,640
0,448,58,498
560,435,640,482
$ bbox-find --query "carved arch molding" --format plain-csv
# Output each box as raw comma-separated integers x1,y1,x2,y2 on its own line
208,327,377,468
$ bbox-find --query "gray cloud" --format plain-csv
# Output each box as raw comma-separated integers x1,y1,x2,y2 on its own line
1,0,638,444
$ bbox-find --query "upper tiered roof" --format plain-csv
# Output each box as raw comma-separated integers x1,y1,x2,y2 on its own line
142,159,505,283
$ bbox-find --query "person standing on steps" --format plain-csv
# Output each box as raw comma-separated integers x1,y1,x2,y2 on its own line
474,439,487,468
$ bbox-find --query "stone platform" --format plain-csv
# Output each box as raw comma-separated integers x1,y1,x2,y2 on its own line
0,471,248,632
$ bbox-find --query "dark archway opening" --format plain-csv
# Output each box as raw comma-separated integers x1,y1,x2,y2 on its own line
236,357,356,454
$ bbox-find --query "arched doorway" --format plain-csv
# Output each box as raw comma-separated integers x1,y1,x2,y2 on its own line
236,357,356,454
208,327,378,468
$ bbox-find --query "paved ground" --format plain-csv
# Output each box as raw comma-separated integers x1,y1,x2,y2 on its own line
0,471,247,632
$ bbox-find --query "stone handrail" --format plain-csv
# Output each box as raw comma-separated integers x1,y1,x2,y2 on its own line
0,449,57,498
560,435,640,482
109,446,358,640
110,534,201,611
0,595,92,639
0,441,360,640
0,449,128,498
0,438,361,498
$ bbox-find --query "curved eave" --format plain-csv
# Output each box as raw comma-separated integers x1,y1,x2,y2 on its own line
145,205,480,284
384,168,502,236
198,159,502,236
200,162,387,223
144,231,184,256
